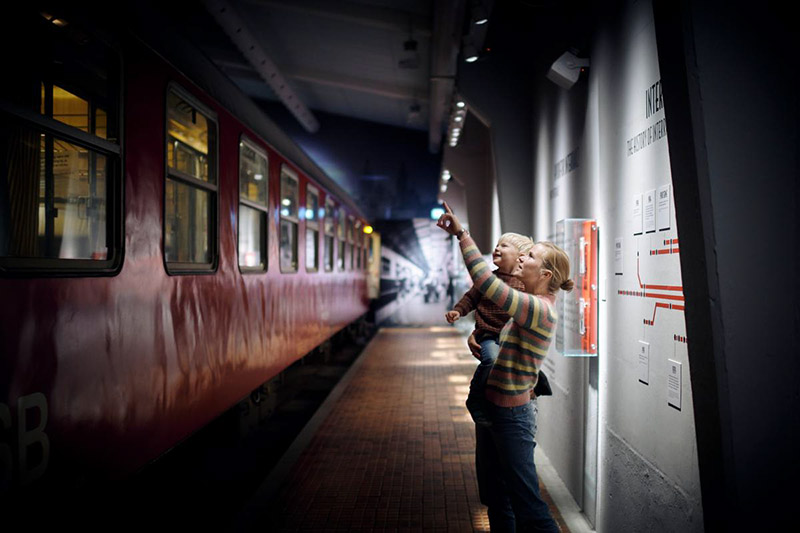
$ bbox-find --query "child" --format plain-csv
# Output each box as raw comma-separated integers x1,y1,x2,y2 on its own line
445,232,533,426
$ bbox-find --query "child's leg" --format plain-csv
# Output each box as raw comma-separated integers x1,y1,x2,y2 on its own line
470,338,500,394
467,338,500,426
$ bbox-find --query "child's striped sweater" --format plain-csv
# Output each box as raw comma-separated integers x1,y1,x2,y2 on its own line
460,235,558,407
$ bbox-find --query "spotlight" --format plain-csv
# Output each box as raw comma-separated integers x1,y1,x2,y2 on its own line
462,42,479,63
471,4,488,25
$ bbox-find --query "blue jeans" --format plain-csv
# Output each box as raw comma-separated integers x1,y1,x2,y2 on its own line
475,399,559,533
469,337,500,396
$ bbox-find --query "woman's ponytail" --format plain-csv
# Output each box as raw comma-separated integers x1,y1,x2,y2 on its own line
536,241,574,294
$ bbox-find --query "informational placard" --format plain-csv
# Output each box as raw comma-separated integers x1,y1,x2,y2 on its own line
644,189,656,233
633,194,643,235
657,184,671,231
614,238,623,275
638,340,649,384
667,359,682,410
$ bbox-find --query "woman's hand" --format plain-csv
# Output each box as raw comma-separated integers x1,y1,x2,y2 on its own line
436,201,463,236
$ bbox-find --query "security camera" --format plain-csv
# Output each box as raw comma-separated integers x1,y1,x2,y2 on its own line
547,51,590,90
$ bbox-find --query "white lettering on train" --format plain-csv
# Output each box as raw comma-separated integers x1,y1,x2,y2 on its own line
0,393,50,491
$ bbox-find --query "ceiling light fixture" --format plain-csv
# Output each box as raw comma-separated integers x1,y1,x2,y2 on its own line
471,3,489,25
462,41,479,63
445,96,468,149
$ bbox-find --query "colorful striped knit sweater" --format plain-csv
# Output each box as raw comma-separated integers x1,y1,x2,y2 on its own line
453,271,526,342
460,235,558,407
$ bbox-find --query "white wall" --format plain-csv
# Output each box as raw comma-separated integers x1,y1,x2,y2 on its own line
532,1,703,530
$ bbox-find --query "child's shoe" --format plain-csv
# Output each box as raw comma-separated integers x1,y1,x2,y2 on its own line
466,394,492,427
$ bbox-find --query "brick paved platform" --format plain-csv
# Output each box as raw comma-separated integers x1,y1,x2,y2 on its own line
241,327,569,532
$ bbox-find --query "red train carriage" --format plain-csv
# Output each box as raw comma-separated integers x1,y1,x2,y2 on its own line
0,5,377,491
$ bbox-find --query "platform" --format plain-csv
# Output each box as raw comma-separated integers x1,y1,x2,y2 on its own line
235,327,584,532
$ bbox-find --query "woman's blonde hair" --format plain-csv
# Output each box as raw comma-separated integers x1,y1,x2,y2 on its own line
536,241,574,293
499,232,534,254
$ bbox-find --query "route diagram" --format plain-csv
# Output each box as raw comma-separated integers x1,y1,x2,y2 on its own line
618,239,685,331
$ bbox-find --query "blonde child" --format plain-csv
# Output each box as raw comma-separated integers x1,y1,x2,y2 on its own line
445,232,533,426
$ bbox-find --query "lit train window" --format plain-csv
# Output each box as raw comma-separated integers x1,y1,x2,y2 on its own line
279,165,299,272
323,197,335,272
1,10,122,274
164,85,217,272
337,207,346,271
305,184,319,272
238,136,268,272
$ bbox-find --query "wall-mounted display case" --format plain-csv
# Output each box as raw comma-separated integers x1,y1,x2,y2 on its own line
555,218,598,356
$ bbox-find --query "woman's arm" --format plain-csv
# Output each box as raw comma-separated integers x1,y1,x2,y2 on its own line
459,234,545,330
436,203,546,330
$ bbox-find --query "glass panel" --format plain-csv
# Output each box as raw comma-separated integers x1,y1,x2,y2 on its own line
239,141,268,205
347,217,354,244
337,208,346,240
0,125,109,260
305,228,318,271
95,108,107,140
324,200,335,236
52,85,89,132
338,240,345,270
280,219,298,272
280,170,298,219
6,13,119,144
305,187,319,223
165,179,210,264
368,236,374,265
324,235,334,271
167,91,211,183
238,204,265,270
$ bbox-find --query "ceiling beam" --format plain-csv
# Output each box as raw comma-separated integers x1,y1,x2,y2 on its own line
242,0,432,37
204,0,320,132
214,58,429,102
428,0,466,153
286,68,429,102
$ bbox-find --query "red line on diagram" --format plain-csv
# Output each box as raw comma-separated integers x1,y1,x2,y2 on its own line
649,237,680,256
619,252,685,326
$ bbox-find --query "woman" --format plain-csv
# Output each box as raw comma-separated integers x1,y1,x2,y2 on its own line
437,202,573,533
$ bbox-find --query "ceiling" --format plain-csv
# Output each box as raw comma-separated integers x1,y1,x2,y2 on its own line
180,0,480,153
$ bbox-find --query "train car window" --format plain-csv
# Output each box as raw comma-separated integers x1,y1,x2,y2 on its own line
1,9,122,275
279,165,299,272
347,216,355,270
368,234,375,266
238,137,268,272
305,184,319,272
355,221,362,270
164,85,217,272
337,208,346,271
323,197,335,272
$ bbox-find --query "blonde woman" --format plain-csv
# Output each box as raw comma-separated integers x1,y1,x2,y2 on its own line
437,202,573,533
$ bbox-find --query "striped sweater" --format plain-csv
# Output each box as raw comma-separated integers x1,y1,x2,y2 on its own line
453,271,526,342
460,235,558,407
